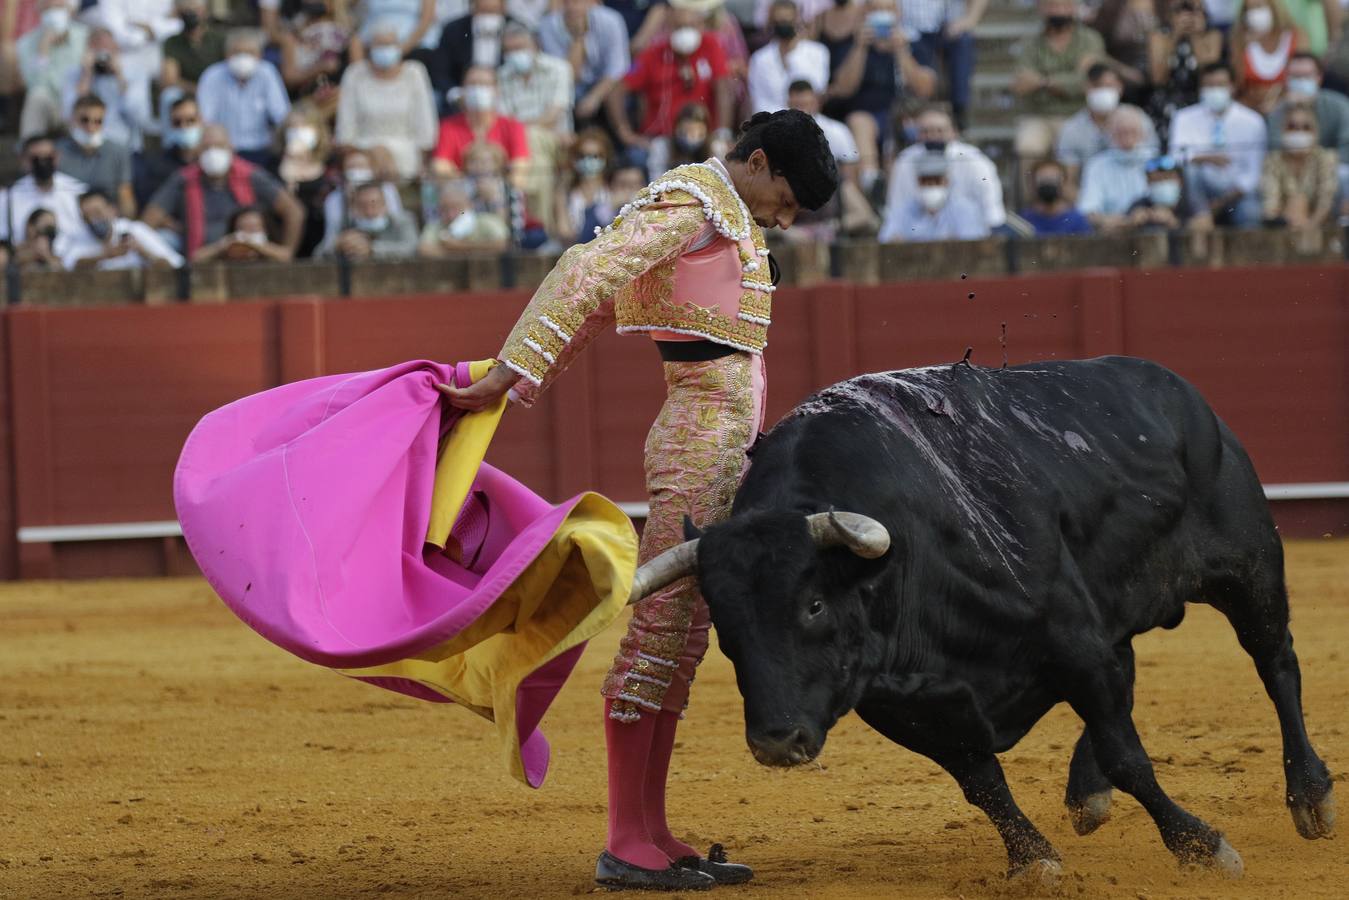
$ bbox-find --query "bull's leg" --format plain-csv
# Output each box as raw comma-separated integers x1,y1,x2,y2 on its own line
1064,644,1134,835
1207,570,1335,839
1063,659,1243,877
939,752,1062,881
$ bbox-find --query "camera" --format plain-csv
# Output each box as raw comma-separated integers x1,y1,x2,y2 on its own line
93,51,113,76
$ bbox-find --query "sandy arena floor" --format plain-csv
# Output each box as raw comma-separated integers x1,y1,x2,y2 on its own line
2,540,1345,900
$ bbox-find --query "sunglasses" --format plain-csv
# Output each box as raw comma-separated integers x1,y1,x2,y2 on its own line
171,117,199,127
1286,122,1315,131
77,115,104,125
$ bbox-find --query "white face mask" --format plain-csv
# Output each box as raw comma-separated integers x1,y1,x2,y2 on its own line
71,125,104,149
42,7,71,34
1201,85,1232,113
345,167,374,183
670,27,703,55
369,45,402,69
1245,6,1273,35
1086,86,1121,115
200,146,233,177
474,13,504,31
463,84,495,111
918,185,948,211
228,52,259,80
286,126,319,154
504,49,534,73
1148,178,1181,207
1287,76,1319,98
1282,129,1316,150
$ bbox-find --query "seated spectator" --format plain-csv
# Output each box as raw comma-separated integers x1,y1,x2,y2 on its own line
429,0,520,101
608,2,732,174
56,94,134,217
197,29,291,167
320,148,408,252
318,181,421,260
63,189,183,270
463,139,550,249
750,0,833,30
142,124,306,258
79,0,182,87
1021,159,1094,234
276,0,352,121
0,134,87,245
1079,106,1154,231
1231,0,1303,115
819,0,937,191
158,0,226,131
1169,62,1267,227
192,206,295,264
787,79,879,234
278,109,335,257
878,152,989,241
1012,0,1107,166
608,162,648,210
64,27,154,152
902,0,984,130
418,179,512,254
498,22,574,232
884,107,1007,232
334,24,438,180
433,65,530,187
666,103,714,170
748,0,830,114
1267,51,1349,199
658,0,751,119
16,0,88,139
1088,0,1157,91
1261,102,1338,228
355,0,438,61
1147,0,1224,144
12,208,66,272
1056,63,1158,181
1126,153,1192,230
137,94,202,209
538,0,630,125
555,128,616,243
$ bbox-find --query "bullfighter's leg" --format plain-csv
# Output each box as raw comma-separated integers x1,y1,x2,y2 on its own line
857,675,1060,881
1206,565,1335,839
1064,644,1134,836
1062,654,1243,876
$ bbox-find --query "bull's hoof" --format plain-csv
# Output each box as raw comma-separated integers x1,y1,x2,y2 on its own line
1290,786,1336,840
1007,858,1063,892
1181,837,1243,879
1066,790,1112,836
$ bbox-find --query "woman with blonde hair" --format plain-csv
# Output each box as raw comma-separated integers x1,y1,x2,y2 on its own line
1260,101,1338,228
1231,0,1305,113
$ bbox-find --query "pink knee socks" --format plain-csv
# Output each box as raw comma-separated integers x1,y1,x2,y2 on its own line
645,710,699,861
604,699,669,870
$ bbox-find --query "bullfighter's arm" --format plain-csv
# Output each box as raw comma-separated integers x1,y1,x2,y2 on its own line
497,199,706,406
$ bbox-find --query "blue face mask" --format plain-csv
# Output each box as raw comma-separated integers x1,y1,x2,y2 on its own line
1287,77,1319,98
369,45,401,69
354,214,389,232
171,124,203,149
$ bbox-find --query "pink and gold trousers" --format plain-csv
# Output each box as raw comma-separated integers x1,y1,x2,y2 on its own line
601,350,766,723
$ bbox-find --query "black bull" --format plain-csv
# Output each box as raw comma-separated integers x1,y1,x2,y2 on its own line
673,356,1333,879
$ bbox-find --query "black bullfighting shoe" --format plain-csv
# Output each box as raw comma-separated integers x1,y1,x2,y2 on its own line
675,843,754,885
595,850,715,891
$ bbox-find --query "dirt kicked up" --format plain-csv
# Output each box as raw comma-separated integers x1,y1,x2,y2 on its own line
2,540,1345,900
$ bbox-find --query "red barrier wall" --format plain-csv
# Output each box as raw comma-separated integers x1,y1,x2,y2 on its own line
2,265,1346,578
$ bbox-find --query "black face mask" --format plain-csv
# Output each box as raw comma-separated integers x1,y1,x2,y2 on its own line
1046,14,1074,29
37,225,57,241
674,133,705,153
1036,181,1062,203
923,140,947,153
181,11,200,30
88,219,112,240
773,21,797,39
30,156,55,181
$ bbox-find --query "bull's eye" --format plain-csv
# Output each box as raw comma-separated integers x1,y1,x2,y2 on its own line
807,599,824,618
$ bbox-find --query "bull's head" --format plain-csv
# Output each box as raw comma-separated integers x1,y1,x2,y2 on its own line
627,510,890,768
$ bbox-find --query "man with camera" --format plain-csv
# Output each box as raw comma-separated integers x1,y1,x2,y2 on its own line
63,189,182,271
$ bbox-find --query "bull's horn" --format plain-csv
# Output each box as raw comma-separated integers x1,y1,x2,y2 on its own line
806,510,890,558
628,540,699,605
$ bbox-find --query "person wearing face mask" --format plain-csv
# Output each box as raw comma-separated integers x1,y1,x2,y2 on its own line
430,0,523,102
276,0,353,120
192,205,295,264
0,134,88,247
1012,0,1109,166
319,149,409,253
538,0,631,124
558,130,618,243
79,0,183,88
56,94,136,217
319,182,420,261
1168,62,1267,227
433,65,532,189
1267,52,1349,205
141,124,306,258
1259,102,1338,227
63,188,183,271
1231,0,1306,114
335,25,439,179
883,106,1007,235
67,27,155,153
356,0,439,58
1125,154,1191,230
1020,158,1093,234
16,0,90,139
608,1,734,174
276,111,334,257
747,0,831,114
1147,0,1224,144
497,23,575,232
196,30,292,167
13,208,66,272
160,1,226,100
878,151,988,241
137,95,204,210
1079,105,1159,231
1056,63,1158,181
418,178,512,254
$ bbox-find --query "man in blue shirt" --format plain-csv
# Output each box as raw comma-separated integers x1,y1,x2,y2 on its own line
196,29,290,168
878,152,988,242
1020,159,1092,235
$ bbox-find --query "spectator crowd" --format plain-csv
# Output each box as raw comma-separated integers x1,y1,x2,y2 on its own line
0,0,1346,274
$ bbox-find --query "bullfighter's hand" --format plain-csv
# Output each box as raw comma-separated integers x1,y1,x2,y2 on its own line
435,362,521,411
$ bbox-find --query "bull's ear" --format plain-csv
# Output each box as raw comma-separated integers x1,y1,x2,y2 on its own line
682,516,703,541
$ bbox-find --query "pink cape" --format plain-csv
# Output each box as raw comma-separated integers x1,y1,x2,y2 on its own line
173,360,637,787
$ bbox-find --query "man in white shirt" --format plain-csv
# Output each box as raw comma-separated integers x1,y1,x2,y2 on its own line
788,79,881,233
882,106,1006,236
879,151,989,242
0,134,88,243
63,189,183,270
1168,62,1266,228
747,0,831,113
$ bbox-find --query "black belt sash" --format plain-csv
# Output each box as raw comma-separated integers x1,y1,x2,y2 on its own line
654,339,741,362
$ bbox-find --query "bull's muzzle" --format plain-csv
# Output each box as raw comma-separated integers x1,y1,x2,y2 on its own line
747,726,822,768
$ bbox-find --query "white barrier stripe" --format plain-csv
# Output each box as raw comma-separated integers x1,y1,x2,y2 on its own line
16,484,1349,543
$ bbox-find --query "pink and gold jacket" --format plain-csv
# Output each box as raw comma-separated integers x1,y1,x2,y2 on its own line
498,160,773,404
